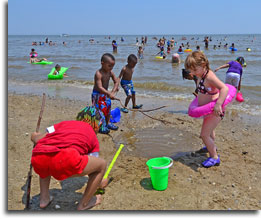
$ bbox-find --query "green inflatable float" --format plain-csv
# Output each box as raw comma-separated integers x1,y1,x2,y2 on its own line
28,61,54,65
48,67,68,80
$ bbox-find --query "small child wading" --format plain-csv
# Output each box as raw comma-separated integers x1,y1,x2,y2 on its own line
53,64,68,77
214,57,245,92
118,54,143,113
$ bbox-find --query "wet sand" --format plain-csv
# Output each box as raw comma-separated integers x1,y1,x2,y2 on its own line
8,93,261,210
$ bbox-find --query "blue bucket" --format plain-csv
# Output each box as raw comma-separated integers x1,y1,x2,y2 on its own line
110,108,121,123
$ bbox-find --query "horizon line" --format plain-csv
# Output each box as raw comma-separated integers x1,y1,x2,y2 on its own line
8,33,261,36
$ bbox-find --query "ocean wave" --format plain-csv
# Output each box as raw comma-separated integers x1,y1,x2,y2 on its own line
134,82,188,92
8,65,24,69
8,79,261,117
69,66,81,70
64,80,94,86
230,103,261,116
242,85,261,92
8,57,28,61
54,58,97,63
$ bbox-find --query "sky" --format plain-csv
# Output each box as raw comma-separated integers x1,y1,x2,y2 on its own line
7,0,261,35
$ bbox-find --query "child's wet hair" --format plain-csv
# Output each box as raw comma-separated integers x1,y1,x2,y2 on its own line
55,64,61,69
101,53,115,62
182,68,198,81
236,57,245,65
127,54,138,63
185,51,210,71
182,68,191,80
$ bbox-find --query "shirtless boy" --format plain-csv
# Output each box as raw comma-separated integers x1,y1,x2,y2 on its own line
92,53,119,134
118,54,143,113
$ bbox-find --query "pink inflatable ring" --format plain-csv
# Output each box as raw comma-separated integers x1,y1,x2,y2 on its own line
188,84,236,118
30,53,38,57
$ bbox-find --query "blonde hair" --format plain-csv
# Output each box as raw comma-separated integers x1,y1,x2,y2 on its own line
184,51,210,71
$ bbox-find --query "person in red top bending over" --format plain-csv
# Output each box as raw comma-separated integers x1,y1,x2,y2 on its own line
30,106,108,210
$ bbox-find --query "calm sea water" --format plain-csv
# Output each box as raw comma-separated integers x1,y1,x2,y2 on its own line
8,34,261,116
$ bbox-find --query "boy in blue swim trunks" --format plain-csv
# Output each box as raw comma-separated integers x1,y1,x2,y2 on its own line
92,53,119,134
118,54,143,113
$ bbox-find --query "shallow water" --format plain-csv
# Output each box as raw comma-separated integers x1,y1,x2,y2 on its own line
114,125,201,158
8,34,261,117
8,34,261,159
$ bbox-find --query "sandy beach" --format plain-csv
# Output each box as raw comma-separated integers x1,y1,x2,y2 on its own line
7,92,261,211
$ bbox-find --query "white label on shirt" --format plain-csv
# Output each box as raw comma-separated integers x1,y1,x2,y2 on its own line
46,125,55,133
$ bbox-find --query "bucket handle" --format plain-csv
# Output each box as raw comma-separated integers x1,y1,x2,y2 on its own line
151,157,173,169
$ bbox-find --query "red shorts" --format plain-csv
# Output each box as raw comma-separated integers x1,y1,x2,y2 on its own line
31,148,88,180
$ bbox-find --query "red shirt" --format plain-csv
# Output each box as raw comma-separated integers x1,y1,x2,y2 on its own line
32,121,99,155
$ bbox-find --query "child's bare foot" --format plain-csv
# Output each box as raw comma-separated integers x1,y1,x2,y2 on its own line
77,195,102,210
40,196,53,209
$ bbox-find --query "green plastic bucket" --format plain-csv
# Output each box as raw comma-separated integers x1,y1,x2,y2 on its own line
146,157,173,191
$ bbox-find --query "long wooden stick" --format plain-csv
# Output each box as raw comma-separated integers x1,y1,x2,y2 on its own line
25,93,46,210
115,98,168,113
115,98,172,125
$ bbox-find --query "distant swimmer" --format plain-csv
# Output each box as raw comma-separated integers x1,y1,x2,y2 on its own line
29,48,47,63
30,48,38,58
196,45,201,51
204,36,209,49
171,53,180,64
178,46,183,53
170,37,175,48
167,45,171,53
112,40,118,53
137,46,144,59
156,47,167,59
53,64,68,77
141,36,145,45
230,43,237,51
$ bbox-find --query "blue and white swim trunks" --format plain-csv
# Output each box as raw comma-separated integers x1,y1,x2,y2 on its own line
121,79,136,96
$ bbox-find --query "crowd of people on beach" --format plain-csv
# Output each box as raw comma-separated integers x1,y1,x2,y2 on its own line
27,35,249,210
